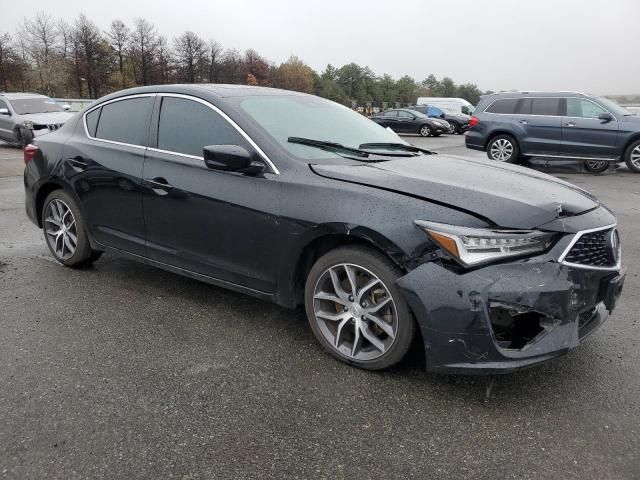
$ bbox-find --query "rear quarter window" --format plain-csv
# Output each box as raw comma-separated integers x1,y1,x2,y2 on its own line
485,99,518,114
85,107,101,137
94,97,153,146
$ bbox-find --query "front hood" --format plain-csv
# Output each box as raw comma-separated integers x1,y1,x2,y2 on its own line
21,111,74,125
311,154,600,229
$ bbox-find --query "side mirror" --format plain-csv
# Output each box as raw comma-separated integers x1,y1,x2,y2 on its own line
598,112,613,122
0,108,10,115
203,145,265,175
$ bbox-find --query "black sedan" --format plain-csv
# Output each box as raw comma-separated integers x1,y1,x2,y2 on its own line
370,108,449,136
24,85,624,373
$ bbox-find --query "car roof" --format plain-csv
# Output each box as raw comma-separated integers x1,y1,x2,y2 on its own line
99,84,305,101
484,91,591,98
0,92,49,99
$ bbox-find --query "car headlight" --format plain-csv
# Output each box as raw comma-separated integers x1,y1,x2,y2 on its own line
432,121,443,127
23,120,34,129
415,221,556,267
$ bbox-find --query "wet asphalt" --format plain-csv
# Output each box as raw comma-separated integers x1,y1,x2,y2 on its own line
0,137,639,479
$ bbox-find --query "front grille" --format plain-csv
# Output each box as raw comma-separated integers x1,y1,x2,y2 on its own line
563,228,618,268
47,123,64,131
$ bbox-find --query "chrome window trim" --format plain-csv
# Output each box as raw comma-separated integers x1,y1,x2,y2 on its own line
147,147,202,162
157,93,280,174
558,224,621,271
483,96,616,120
82,93,156,151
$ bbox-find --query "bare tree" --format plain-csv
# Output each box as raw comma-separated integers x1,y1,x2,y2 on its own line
206,39,223,83
107,19,129,88
155,35,172,84
174,31,206,83
0,33,14,91
221,48,241,84
20,12,59,93
129,18,158,86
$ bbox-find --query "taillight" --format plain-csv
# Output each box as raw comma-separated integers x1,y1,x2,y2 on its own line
24,144,38,164
468,116,480,128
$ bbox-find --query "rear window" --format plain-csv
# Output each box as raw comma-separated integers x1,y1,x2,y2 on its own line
94,97,153,146
485,99,518,114
531,98,561,116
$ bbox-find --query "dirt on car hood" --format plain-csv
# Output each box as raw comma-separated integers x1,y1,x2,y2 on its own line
310,154,600,229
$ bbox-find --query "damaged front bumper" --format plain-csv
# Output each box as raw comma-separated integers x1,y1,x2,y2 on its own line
396,232,625,374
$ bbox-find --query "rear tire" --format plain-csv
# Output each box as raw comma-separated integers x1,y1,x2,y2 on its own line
486,134,519,163
304,246,415,370
419,124,432,137
583,160,610,174
623,140,640,173
41,190,102,267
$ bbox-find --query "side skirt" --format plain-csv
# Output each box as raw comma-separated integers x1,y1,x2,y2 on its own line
100,245,276,304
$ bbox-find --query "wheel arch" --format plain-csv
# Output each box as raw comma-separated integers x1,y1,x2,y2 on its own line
486,130,520,149
34,179,77,228
621,133,640,160
285,228,408,308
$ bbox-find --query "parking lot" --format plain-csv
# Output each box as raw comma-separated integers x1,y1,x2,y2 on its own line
1,136,639,479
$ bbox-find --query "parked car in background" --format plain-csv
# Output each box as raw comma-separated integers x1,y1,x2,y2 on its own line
370,108,448,136
23,84,624,373
406,104,469,134
0,93,74,147
416,97,475,116
465,91,640,173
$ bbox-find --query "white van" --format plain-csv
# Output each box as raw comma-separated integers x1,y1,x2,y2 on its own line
416,97,475,116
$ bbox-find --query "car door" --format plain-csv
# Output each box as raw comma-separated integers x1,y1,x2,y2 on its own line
561,97,619,158
396,111,417,132
63,94,154,256
377,110,398,130
507,97,563,156
141,94,281,293
0,99,13,142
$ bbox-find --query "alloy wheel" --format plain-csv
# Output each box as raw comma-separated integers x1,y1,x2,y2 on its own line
490,138,514,161
586,160,608,171
631,145,640,169
420,126,431,136
44,199,78,260
312,263,397,361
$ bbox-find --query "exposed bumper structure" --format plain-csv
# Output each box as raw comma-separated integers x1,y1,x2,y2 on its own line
396,234,625,374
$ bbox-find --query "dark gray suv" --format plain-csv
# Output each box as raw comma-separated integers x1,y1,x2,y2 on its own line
465,91,640,173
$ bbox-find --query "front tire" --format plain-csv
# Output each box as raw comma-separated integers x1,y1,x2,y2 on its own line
419,124,432,137
583,160,609,173
41,190,101,267
304,246,415,370
487,135,519,163
624,140,640,173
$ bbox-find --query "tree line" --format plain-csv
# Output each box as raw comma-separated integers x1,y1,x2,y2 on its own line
0,13,488,106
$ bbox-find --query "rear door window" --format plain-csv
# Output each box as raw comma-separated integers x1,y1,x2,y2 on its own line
94,96,153,146
531,98,561,116
156,96,247,157
485,99,518,114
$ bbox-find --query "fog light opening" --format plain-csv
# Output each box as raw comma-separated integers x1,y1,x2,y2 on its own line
489,303,550,350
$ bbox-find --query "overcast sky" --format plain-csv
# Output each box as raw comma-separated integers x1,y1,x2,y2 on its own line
3,0,639,94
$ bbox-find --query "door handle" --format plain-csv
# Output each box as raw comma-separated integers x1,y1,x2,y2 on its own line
67,157,88,172
564,122,576,127
144,177,173,195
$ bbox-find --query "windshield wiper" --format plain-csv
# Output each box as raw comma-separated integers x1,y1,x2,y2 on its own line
288,137,375,158
358,142,435,155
